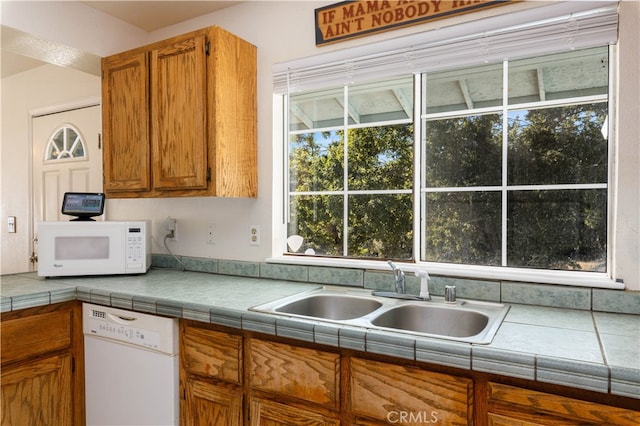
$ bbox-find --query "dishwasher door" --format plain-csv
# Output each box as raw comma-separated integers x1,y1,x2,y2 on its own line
83,303,179,426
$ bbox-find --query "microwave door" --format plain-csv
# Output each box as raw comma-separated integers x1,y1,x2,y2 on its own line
38,222,127,276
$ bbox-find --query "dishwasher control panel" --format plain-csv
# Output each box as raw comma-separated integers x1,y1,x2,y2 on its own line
83,303,178,355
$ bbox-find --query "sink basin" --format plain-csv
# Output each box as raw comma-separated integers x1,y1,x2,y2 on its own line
275,294,382,320
371,304,489,337
250,287,509,344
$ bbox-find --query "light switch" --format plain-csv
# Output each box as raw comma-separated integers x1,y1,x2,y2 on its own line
8,216,16,233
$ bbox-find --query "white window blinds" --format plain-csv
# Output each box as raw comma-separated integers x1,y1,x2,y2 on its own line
273,1,618,94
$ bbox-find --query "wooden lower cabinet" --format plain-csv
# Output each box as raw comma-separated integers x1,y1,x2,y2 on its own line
180,320,638,426
351,357,473,425
180,322,243,426
1,353,73,425
487,382,640,426
0,302,83,425
183,377,243,426
249,339,340,410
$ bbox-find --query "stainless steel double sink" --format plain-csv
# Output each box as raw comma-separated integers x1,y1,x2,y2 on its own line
250,287,510,344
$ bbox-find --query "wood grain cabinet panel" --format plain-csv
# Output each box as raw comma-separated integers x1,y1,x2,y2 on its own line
0,302,83,425
102,26,257,198
102,50,150,193
151,34,207,191
182,324,242,384
0,310,71,364
1,353,73,426
182,377,242,426
487,382,640,426
351,357,473,425
249,339,340,410
249,398,340,426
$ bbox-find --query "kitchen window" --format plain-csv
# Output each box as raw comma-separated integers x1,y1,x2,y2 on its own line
287,46,608,273
276,2,618,285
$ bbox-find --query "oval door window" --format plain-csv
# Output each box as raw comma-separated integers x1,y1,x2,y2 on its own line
44,124,87,162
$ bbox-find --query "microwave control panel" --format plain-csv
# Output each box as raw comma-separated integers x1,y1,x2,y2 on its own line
125,222,148,272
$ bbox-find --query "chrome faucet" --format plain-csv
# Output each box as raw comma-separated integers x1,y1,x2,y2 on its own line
387,261,405,294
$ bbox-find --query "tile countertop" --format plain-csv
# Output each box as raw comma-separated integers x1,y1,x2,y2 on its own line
1,270,638,399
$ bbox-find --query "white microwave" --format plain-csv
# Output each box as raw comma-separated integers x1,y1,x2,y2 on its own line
37,220,151,277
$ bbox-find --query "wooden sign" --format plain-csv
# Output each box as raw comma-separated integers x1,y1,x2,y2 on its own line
315,0,513,45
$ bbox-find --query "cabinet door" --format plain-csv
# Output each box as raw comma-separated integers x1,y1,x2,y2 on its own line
351,357,473,425
250,398,340,426
249,339,340,410
1,353,73,425
487,382,640,426
182,324,242,385
182,377,242,426
151,34,208,191
102,51,150,192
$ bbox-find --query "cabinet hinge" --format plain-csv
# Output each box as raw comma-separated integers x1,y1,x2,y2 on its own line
98,133,102,150
205,41,211,56
72,356,75,373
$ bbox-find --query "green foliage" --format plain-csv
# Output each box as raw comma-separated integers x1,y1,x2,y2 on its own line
289,124,413,258
288,105,607,271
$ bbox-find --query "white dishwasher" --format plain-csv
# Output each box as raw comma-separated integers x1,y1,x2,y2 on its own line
83,303,179,426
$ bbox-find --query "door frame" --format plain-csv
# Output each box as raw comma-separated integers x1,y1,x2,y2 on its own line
28,97,101,271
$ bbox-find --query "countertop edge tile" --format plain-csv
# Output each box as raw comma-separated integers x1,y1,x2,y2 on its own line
610,365,640,399
416,339,471,370
89,288,111,306
10,292,51,310
182,303,212,323
210,306,243,329
242,311,276,335
110,292,134,310
536,355,609,394
314,323,340,348
1,296,11,313
365,329,416,360
156,299,183,318
131,295,158,314
472,346,536,380
338,326,366,351
276,317,316,343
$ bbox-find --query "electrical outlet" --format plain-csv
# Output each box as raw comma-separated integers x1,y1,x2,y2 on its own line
166,217,177,240
249,225,260,246
207,224,215,245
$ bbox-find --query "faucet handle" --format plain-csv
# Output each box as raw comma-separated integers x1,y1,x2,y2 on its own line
445,285,456,303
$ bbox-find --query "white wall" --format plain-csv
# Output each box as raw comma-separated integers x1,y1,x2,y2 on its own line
1,1,638,290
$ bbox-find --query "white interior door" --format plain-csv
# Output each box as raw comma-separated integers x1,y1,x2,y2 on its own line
32,105,102,224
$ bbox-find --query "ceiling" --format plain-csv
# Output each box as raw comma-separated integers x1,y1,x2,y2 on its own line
80,1,243,32
1,1,243,78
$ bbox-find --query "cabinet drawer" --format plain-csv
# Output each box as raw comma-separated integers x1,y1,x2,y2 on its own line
351,357,473,425
182,324,243,384
250,339,340,409
487,382,640,426
1,310,72,364
250,397,340,426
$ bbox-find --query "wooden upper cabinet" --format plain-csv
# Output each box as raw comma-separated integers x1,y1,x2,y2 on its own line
151,34,207,191
102,26,257,198
102,51,150,193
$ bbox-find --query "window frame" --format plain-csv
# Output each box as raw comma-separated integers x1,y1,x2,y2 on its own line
271,4,621,289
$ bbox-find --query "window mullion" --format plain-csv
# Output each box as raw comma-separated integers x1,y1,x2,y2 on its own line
501,60,509,267
343,85,349,257
413,73,422,262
